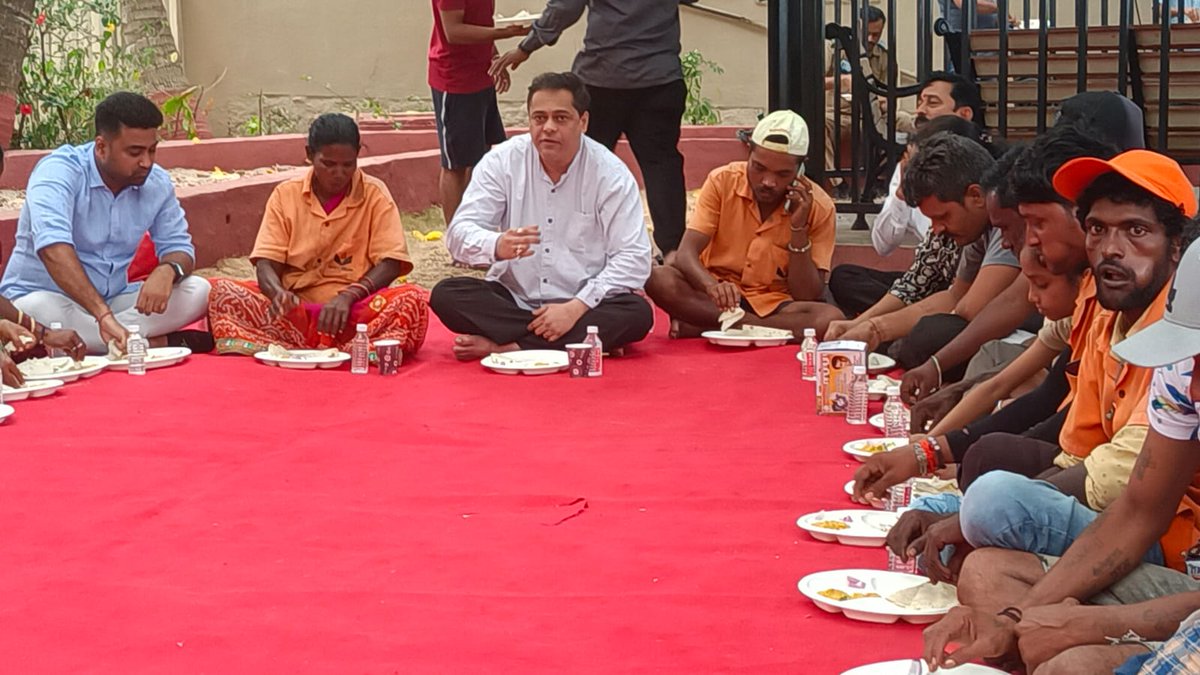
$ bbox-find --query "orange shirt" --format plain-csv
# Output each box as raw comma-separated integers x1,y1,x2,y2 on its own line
1058,277,1171,459
688,162,836,316
251,169,413,304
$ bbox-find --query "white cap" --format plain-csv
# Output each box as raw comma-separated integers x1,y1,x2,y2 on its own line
852,365,867,374
886,385,901,397
1114,239,1200,367
50,322,62,329
587,325,599,333
129,324,141,333
803,328,816,336
751,110,810,157
356,323,368,332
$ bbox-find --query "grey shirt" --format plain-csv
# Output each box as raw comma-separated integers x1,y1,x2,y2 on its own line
956,226,1018,282
519,0,684,89
938,0,1000,30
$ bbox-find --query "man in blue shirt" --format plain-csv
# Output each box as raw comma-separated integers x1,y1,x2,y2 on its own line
0,92,211,354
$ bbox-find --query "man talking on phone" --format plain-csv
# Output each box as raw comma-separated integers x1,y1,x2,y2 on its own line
646,110,844,340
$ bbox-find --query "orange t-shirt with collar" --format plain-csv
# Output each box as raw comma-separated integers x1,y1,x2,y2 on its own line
251,169,413,304
687,161,836,317
1058,277,1172,460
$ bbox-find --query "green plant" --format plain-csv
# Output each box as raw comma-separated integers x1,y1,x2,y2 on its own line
236,92,302,136
681,49,724,126
14,0,153,149
160,68,225,140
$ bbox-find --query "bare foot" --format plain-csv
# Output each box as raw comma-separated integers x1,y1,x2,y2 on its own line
669,318,681,339
670,319,705,339
452,335,518,361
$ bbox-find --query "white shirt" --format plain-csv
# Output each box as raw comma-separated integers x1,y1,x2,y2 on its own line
1149,359,1199,441
871,164,931,256
445,134,652,309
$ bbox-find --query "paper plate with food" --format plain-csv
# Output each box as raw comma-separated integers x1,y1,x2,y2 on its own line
254,345,351,370
796,509,900,547
1,378,66,402
494,9,540,27
868,375,900,400
798,569,958,624
842,437,909,461
17,356,108,383
868,352,898,373
841,660,1008,675
705,324,793,347
105,346,192,371
480,350,569,375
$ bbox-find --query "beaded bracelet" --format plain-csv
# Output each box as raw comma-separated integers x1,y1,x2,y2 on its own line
927,435,947,469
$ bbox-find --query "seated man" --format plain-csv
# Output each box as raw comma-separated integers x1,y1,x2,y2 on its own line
0,92,211,354
921,232,1200,674
208,114,428,356
645,110,843,339
430,72,653,359
825,133,1020,364
828,72,984,315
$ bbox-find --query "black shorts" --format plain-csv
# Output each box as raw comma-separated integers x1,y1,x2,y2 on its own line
431,85,507,170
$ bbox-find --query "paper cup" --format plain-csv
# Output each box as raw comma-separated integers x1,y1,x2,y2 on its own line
566,343,591,378
375,340,402,376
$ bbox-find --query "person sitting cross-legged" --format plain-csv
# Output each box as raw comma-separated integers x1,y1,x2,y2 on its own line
645,110,843,340
207,113,429,357
430,72,654,360
0,92,212,355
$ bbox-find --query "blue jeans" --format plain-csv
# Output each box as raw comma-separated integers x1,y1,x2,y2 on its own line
958,471,1165,565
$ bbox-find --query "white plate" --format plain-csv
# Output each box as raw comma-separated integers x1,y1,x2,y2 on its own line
494,11,541,27
706,330,793,347
106,346,192,371
843,479,887,509
254,349,351,370
797,569,957,624
869,413,885,430
843,437,909,461
868,353,897,373
480,350,569,376
796,509,900,547
2,378,66,402
18,356,108,383
868,375,900,400
0,404,12,424
842,660,1008,675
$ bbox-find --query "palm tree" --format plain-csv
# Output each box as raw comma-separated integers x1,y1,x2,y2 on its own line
120,0,187,91
0,0,36,148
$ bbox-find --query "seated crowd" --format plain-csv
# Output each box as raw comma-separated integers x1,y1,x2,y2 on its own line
3,66,1200,675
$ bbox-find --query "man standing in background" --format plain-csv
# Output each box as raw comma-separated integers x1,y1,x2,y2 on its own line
490,0,693,262
428,0,529,224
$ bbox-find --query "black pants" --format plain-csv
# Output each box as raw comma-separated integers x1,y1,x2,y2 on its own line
586,79,687,255
957,432,1067,495
828,264,903,316
429,277,654,350
891,313,970,377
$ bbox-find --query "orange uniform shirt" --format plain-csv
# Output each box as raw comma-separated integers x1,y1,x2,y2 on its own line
251,169,413,304
688,162,836,317
1058,277,1171,459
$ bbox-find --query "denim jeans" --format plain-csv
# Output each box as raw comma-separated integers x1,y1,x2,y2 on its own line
958,471,1165,565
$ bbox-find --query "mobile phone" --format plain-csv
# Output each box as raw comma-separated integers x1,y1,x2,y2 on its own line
785,176,801,213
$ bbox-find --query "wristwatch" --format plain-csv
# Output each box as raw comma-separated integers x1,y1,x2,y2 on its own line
162,261,186,284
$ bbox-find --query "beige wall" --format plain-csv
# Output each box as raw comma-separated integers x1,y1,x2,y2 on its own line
177,0,1160,136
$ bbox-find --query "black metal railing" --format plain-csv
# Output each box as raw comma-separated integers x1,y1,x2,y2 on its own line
769,0,1198,229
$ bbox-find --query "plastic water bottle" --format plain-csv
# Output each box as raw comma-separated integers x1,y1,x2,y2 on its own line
127,325,147,376
47,321,64,358
800,328,818,381
886,480,918,573
584,325,603,377
847,365,868,425
350,323,370,374
883,385,909,437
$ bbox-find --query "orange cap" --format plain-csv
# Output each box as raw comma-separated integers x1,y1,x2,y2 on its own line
1052,149,1198,218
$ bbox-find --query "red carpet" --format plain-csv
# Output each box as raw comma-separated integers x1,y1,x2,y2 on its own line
1,315,921,674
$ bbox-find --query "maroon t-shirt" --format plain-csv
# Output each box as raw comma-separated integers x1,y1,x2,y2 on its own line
428,0,496,94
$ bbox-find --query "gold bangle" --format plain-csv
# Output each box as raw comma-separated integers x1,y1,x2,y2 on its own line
787,239,813,254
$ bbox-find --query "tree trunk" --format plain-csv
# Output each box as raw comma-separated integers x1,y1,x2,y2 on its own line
0,0,36,148
120,0,188,91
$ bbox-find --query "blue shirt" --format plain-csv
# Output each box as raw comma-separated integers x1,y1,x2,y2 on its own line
0,142,195,302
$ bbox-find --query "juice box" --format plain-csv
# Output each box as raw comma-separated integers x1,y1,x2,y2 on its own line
816,340,867,415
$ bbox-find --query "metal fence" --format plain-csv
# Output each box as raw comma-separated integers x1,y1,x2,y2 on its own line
769,0,1198,228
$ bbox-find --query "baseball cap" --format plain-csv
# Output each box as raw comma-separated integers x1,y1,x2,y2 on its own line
751,110,810,157
1052,148,1198,217
1113,240,1200,367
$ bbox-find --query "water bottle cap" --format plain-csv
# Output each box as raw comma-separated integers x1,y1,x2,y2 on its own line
50,322,62,329
886,385,901,396
852,365,867,374
803,328,816,336
356,323,368,331
587,325,599,333
129,325,141,333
